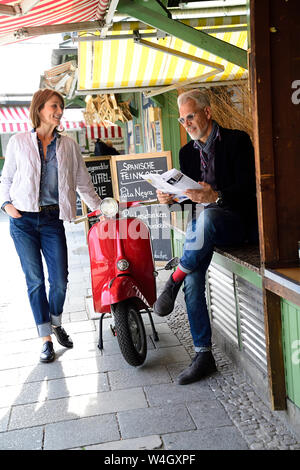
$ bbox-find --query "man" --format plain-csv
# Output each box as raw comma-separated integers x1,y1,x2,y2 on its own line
94,138,119,156
154,89,257,385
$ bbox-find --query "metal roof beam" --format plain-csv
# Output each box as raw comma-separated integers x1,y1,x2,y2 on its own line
0,1,41,16
1,20,105,42
133,34,224,71
117,0,248,69
0,4,21,16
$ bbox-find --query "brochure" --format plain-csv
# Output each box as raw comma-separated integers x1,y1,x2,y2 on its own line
141,168,203,203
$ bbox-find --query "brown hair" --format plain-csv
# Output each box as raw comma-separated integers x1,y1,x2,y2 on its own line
29,89,65,129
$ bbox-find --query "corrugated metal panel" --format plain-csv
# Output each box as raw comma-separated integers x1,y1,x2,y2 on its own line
207,262,239,345
236,277,267,373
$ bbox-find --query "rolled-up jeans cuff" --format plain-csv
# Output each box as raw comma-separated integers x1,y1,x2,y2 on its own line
37,322,53,338
51,313,62,327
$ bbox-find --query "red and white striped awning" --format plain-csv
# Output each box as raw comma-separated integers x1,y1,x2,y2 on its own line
0,106,85,133
0,106,30,133
0,106,123,139
86,124,123,140
0,0,110,45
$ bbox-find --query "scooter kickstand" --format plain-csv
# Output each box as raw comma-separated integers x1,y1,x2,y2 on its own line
98,313,106,350
147,308,159,342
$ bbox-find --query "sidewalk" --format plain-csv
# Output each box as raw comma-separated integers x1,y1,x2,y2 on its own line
0,212,300,451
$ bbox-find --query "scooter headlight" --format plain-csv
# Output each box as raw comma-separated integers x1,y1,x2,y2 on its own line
117,259,130,271
100,198,119,217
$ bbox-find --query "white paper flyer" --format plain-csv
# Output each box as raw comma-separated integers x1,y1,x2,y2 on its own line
141,168,203,203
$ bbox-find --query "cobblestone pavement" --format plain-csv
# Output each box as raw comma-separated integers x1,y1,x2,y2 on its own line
1,211,300,450
167,301,300,450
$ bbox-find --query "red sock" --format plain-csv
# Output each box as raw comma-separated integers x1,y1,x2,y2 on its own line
172,267,187,283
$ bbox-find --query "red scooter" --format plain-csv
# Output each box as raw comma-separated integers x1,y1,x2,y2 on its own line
75,197,178,366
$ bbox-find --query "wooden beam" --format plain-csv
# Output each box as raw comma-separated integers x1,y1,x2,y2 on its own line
250,0,300,411
262,287,287,410
249,0,279,267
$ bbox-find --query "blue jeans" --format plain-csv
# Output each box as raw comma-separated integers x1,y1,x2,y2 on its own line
179,206,246,349
9,209,68,337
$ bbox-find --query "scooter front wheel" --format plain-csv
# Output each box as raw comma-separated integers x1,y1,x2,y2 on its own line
113,300,147,366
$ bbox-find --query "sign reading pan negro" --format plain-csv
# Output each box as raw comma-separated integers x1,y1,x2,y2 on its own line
111,152,172,202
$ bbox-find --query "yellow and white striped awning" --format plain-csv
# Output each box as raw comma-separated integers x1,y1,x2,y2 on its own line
78,16,248,94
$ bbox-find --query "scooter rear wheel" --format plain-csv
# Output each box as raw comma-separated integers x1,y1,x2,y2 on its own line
113,300,147,366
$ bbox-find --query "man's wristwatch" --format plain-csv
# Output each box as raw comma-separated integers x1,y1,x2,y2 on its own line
215,191,224,206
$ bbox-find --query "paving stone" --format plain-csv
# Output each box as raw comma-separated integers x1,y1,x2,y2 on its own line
9,388,147,430
68,311,89,322
0,380,47,407
144,322,173,335
146,346,191,366
149,333,181,349
47,372,109,399
162,426,249,450
60,320,96,334
118,404,196,439
144,382,212,407
0,426,44,450
0,338,40,356
186,399,233,429
108,365,172,390
0,407,10,432
0,351,40,370
101,335,155,356
81,435,163,451
44,414,119,450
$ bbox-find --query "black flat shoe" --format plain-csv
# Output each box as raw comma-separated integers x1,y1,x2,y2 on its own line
53,326,73,348
40,341,55,363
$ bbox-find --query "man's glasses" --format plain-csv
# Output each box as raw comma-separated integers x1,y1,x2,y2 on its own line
177,113,196,125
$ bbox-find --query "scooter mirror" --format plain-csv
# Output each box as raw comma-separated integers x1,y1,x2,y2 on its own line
164,257,180,270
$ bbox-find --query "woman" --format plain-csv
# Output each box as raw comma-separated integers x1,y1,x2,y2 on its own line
0,89,101,363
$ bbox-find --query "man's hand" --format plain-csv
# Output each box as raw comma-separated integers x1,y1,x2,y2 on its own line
4,203,22,218
156,189,174,205
184,181,218,204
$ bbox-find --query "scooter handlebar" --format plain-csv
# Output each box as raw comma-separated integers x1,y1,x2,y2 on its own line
72,215,88,224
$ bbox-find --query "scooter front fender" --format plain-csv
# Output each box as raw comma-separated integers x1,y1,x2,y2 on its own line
102,275,149,311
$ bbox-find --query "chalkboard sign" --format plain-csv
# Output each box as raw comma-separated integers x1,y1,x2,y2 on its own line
126,203,172,262
80,156,114,234
76,192,82,216
111,152,172,202
84,156,114,199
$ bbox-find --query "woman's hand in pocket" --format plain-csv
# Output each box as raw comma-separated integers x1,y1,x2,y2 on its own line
4,204,22,218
